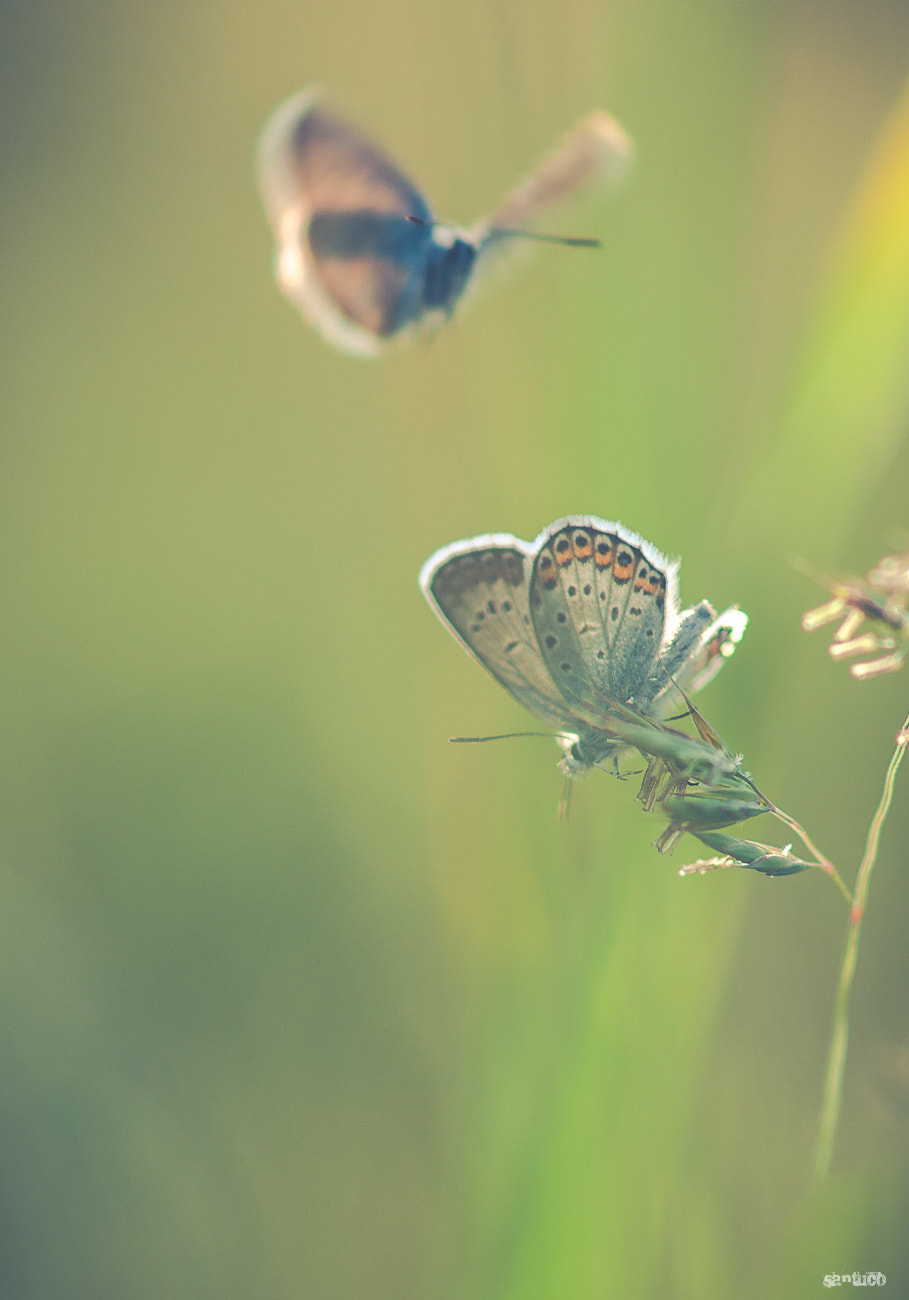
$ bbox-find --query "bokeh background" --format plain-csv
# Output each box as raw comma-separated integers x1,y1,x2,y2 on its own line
2,0,909,1295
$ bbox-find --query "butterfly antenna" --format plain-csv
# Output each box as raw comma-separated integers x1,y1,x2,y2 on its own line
406,214,600,249
484,226,601,248
450,731,565,744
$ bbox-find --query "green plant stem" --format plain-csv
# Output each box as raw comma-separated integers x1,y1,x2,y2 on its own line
763,803,852,902
813,709,909,1185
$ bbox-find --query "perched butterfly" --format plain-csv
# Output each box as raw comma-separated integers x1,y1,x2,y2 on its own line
257,88,633,356
420,516,747,777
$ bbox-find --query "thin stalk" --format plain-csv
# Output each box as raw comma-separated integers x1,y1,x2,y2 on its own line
813,709,909,1185
767,805,852,902
725,768,851,898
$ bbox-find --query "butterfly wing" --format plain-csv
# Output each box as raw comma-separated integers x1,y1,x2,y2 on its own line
422,518,748,779
467,112,634,292
528,517,677,719
419,535,584,734
484,112,633,234
257,88,437,355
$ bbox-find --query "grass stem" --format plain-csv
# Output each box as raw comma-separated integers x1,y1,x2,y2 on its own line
813,709,909,1184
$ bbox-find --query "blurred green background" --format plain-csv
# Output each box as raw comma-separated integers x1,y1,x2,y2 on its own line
2,0,909,1295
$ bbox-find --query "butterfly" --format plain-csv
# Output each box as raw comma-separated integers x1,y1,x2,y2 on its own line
419,516,747,777
256,88,633,356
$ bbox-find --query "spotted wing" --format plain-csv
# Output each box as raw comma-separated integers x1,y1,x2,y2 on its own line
257,88,435,353
419,536,583,733
528,517,677,719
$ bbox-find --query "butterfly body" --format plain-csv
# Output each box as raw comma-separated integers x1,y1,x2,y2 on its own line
420,517,747,777
257,89,632,355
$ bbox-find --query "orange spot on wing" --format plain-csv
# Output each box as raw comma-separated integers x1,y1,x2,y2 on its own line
538,550,559,589
554,533,574,566
613,547,636,583
594,536,614,568
572,531,593,561
705,628,734,660
637,568,661,597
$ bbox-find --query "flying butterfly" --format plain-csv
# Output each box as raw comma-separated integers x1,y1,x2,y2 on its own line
257,89,633,356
